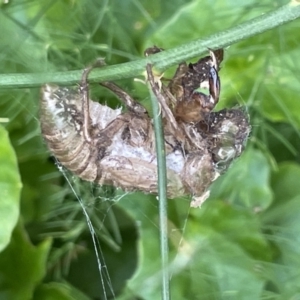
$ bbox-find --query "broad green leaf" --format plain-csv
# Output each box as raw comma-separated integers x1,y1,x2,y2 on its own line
118,197,269,299
0,222,51,300
34,282,91,300
173,200,271,299
147,0,266,49
260,56,300,129
190,200,272,261
117,193,176,299
270,162,300,204
262,198,300,295
0,125,22,252
210,148,273,211
170,230,265,300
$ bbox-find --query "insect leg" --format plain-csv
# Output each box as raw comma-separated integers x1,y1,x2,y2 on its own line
79,61,105,143
208,65,220,105
100,81,146,116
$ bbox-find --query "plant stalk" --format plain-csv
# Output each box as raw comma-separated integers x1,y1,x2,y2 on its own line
0,2,299,89
147,64,170,300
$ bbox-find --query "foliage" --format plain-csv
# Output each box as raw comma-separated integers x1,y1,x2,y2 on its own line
0,0,300,299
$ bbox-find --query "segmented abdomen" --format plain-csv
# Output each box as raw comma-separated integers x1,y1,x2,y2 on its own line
40,84,122,182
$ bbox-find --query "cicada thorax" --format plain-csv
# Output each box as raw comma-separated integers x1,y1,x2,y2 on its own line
171,49,223,124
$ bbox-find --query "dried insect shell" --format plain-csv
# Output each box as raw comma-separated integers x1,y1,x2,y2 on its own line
40,51,251,204
40,84,223,199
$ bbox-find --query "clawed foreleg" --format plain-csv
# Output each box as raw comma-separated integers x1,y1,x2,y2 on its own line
100,81,146,116
145,63,185,143
79,59,107,143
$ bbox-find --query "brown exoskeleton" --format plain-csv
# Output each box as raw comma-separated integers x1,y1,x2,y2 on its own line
168,49,223,124
40,49,250,206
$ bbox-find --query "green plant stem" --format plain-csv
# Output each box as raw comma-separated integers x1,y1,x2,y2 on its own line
1,2,300,89
147,65,170,300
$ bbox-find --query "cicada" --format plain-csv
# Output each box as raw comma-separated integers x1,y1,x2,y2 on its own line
40,49,250,206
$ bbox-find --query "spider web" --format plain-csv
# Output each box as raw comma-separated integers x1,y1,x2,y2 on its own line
48,154,192,300
59,161,116,300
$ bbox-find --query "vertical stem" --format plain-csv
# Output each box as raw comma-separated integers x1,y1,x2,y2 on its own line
146,64,170,300
80,66,92,143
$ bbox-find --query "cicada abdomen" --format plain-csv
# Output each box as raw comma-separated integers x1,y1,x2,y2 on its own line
40,83,122,182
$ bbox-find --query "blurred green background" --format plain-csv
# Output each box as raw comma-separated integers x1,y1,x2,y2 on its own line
1,0,300,299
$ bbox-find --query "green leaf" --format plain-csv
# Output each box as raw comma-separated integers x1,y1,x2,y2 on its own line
0,125,22,252
0,222,51,300
270,162,300,204
261,62,300,129
147,0,265,48
261,162,300,296
169,200,270,299
210,148,273,211
171,230,265,300
118,196,271,299
117,193,173,299
34,282,91,300
191,200,272,261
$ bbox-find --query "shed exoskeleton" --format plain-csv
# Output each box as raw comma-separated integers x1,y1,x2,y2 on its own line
40,49,250,206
